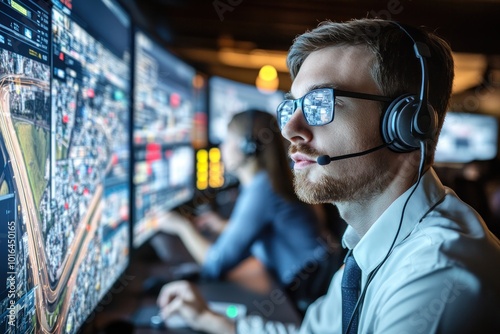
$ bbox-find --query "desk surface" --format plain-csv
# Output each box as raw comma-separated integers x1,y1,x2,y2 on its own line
84,233,302,334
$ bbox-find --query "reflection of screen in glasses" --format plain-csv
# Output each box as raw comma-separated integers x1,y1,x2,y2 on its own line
435,112,498,164
209,76,284,145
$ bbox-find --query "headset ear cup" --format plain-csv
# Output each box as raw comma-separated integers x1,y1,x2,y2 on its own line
381,94,421,152
382,94,438,153
413,103,438,142
241,137,258,156
240,109,259,156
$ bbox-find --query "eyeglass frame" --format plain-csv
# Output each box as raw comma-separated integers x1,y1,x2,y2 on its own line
276,87,394,130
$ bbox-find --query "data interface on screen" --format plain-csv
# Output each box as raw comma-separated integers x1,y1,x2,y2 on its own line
133,30,197,146
133,30,198,248
133,144,195,248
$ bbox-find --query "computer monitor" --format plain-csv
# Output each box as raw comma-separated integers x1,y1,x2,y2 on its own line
208,75,284,145
4,0,132,332
132,144,195,248
0,1,51,331
132,29,199,248
435,111,499,164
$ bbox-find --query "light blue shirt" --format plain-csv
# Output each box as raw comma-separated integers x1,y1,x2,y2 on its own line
202,171,326,286
237,168,500,333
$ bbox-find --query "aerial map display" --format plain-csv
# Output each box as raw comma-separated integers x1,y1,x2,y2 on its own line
0,0,131,332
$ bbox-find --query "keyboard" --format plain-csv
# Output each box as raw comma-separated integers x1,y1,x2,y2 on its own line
136,301,248,330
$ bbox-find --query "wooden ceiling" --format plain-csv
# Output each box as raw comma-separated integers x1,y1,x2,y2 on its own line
119,0,500,107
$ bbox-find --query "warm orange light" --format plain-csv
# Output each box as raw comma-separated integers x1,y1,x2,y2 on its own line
256,76,279,93
209,147,221,161
259,65,278,81
208,148,224,188
196,149,209,190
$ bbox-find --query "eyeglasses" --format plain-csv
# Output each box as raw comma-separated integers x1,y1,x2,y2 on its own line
276,87,393,130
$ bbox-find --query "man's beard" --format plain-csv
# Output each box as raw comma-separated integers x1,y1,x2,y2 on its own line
290,144,392,204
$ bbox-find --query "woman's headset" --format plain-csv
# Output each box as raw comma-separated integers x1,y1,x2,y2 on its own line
240,109,260,156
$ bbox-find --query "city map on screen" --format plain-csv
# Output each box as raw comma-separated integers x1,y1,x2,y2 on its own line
0,0,132,332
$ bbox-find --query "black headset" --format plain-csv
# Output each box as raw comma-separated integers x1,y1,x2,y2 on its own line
240,109,260,156
380,22,438,153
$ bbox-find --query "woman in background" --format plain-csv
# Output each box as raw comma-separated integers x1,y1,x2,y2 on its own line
160,109,343,313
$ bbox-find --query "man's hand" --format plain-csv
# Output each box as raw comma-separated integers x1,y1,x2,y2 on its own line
157,280,236,334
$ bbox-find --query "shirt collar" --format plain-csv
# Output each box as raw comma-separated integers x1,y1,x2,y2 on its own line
342,167,447,274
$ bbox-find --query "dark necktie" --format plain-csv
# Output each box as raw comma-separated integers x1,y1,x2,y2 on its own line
342,252,362,334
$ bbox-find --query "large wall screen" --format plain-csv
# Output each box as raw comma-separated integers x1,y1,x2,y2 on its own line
0,0,132,332
0,0,51,332
49,0,132,331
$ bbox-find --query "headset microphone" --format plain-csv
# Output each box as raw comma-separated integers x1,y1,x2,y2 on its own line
316,142,392,166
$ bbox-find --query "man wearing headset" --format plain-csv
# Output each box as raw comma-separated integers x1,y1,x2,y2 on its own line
157,18,500,334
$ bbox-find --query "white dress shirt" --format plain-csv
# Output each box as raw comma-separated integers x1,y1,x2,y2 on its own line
237,168,500,333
